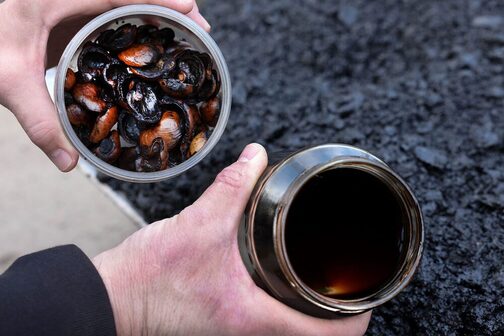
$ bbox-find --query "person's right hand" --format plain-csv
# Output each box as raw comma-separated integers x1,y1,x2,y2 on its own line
0,0,209,172
93,143,371,336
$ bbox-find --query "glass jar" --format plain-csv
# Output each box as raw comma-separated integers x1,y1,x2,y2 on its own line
55,5,231,182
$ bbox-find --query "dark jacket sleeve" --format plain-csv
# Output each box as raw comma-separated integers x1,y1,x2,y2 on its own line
0,245,116,336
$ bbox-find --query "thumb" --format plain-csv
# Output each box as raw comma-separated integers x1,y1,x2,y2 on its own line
9,80,79,172
188,143,268,231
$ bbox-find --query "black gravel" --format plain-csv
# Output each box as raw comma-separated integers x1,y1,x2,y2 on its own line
100,0,504,334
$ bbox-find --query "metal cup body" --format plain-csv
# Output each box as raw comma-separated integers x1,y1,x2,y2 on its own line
239,144,424,318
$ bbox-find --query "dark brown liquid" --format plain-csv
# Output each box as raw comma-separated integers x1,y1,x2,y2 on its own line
285,168,405,300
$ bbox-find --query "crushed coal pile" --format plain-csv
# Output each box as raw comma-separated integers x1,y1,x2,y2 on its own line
100,0,504,334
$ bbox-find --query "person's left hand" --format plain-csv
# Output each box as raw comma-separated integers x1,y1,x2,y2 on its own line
0,0,209,172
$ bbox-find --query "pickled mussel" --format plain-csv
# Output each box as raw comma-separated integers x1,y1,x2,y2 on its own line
65,69,76,91
64,24,222,172
158,50,207,99
200,97,221,127
90,106,119,143
159,96,200,157
118,43,162,67
103,63,128,89
139,111,182,154
117,146,140,171
97,24,137,51
118,112,141,144
126,82,162,124
135,25,158,44
78,42,112,81
67,103,92,126
197,69,220,102
116,74,137,109
150,28,175,47
94,130,121,163
72,83,107,113
189,131,209,158
130,54,176,80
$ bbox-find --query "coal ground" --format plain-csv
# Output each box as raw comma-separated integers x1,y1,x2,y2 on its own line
101,0,504,334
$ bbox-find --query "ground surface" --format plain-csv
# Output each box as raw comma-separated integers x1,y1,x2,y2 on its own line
102,0,504,334
0,106,137,273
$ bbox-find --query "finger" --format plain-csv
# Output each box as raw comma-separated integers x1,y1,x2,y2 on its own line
256,291,372,336
185,1,211,32
45,0,195,27
9,79,79,172
186,143,268,231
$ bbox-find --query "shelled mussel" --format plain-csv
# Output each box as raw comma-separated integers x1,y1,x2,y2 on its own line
64,24,221,172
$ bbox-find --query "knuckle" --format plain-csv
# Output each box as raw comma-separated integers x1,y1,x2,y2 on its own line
215,164,246,191
27,120,59,149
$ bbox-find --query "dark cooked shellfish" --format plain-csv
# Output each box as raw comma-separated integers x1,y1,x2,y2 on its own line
126,82,162,124
94,130,121,163
97,24,137,51
65,24,222,172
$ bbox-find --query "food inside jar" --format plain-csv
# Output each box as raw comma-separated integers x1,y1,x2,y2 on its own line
64,24,222,172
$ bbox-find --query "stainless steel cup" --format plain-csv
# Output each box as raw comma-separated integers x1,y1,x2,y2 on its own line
239,144,424,318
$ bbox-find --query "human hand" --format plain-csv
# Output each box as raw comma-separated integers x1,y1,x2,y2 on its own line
92,143,371,336
0,0,209,172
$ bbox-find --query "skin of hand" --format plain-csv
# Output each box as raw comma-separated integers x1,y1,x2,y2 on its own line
93,143,371,336
0,0,210,172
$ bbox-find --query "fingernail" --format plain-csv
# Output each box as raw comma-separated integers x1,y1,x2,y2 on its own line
51,149,73,172
239,143,262,162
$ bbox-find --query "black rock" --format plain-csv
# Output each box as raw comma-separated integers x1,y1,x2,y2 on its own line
338,2,359,27
485,86,504,98
424,190,444,202
414,146,448,169
459,52,479,69
472,15,504,29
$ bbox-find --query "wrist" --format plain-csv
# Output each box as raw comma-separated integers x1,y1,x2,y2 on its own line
93,251,135,336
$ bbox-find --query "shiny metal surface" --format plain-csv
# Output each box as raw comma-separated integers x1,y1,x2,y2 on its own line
239,144,424,318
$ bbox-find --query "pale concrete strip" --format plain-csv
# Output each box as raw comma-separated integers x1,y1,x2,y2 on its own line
0,106,138,272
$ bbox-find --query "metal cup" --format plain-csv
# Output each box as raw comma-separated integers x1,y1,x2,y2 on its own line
239,144,424,318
